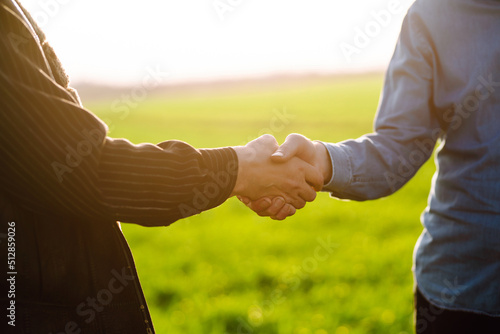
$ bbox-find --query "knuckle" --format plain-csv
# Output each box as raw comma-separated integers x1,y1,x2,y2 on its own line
261,134,276,144
288,133,305,143
294,200,306,209
308,191,317,202
268,207,280,216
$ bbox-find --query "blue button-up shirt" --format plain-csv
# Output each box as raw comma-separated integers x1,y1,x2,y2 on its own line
322,0,500,315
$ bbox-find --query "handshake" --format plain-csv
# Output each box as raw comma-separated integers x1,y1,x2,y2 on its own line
230,134,332,220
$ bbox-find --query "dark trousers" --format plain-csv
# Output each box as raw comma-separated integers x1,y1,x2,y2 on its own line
415,288,500,334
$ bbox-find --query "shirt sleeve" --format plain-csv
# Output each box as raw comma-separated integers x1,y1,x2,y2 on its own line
0,3,238,226
322,6,441,201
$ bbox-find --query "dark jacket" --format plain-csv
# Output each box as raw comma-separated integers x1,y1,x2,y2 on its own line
0,1,238,332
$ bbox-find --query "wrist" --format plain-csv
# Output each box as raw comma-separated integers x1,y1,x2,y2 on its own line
313,141,333,185
230,146,250,196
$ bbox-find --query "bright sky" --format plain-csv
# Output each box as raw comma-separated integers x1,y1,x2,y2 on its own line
20,0,415,85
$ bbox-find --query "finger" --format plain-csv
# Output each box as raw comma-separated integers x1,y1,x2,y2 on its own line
263,197,286,216
271,134,304,161
253,197,286,217
286,204,297,218
299,184,318,203
286,205,296,217
271,133,311,162
237,196,251,205
272,204,296,220
278,175,315,208
302,161,324,192
286,195,307,210
248,197,273,213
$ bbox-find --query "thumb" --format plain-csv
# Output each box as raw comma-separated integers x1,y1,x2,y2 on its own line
270,147,293,162
271,133,310,162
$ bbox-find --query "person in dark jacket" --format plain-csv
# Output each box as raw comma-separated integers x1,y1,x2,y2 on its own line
0,1,323,332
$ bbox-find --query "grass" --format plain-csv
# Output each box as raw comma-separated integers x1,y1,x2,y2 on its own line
84,73,433,334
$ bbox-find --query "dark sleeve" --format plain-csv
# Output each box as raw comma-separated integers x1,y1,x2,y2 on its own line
0,3,238,226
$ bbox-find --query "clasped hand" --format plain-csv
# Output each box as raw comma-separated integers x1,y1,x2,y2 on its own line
231,134,332,220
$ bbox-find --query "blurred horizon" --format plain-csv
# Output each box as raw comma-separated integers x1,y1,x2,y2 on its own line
20,0,415,86
73,71,385,102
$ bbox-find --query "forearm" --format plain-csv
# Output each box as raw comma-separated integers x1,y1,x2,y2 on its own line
321,131,436,200
98,138,238,226
322,8,442,200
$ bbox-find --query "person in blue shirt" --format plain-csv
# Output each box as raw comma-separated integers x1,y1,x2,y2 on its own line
244,0,500,332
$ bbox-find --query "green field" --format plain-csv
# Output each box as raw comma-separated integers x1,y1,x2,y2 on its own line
83,73,434,334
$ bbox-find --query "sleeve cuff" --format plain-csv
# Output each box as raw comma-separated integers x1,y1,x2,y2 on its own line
319,142,352,193
198,147,239,207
